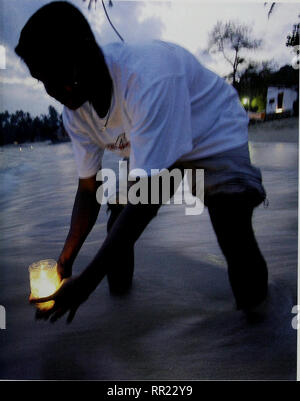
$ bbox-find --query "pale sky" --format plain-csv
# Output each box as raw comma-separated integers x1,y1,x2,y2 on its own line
0,0,299,116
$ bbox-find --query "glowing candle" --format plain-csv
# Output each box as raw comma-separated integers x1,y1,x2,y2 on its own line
29,259,61,311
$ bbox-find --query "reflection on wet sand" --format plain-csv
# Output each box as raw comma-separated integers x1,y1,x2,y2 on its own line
0,140,297,380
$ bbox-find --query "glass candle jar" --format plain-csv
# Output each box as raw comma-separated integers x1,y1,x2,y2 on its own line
29,259,61,311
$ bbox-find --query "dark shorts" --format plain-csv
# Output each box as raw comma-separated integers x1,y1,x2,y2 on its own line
108,143,266,209
172,143,266,207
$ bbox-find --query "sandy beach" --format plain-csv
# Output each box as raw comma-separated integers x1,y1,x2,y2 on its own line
249,117,299,143
0,117,298,380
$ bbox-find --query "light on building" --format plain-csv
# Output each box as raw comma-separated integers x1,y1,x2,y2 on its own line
275,108,283,113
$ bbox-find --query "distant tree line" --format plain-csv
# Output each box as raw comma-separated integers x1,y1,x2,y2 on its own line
0,105,68,146
1,61,297,147
236,63,299,114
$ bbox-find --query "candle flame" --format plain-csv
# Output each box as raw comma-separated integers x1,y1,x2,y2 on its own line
29,260,61,311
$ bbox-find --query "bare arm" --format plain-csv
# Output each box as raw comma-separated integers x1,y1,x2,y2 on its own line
80,168,181,291
31,168,182,323
57,175,101,278
30,178,162,322
80,199,160,291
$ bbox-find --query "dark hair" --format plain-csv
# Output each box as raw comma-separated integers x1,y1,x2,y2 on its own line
15,1,96,67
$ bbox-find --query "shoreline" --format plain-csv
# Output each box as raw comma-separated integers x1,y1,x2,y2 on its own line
248,116,299,143
0,117,298,150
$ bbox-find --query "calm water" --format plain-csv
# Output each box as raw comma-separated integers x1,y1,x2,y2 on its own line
0,140,298,380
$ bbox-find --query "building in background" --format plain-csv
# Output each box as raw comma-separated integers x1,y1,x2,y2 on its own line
266,86,298,118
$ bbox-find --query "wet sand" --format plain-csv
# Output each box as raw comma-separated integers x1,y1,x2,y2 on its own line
249,117,298,143
0,122,298,380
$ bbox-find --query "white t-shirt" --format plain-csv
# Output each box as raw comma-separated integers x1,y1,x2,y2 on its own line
62,41,248,178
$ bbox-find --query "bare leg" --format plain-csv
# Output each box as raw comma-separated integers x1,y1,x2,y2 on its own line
207,192,268,310
106,204,135,295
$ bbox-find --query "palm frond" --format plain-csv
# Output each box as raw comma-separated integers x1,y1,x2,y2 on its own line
265,2,277,19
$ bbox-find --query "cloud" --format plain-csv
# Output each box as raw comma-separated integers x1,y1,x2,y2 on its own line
0,44,59,116
197,49,214,65
193,2,299,77
0,0,165,115
0,79,62,116
0,0,298,115
1,0,51,49
87,1,165,44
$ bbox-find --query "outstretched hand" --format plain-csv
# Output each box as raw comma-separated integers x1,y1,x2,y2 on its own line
29,276,91,324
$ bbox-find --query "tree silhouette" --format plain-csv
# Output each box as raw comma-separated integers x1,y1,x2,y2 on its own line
208,21,262,88
286,17,300,48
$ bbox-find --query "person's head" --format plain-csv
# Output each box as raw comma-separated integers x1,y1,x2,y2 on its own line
15,1,107,109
